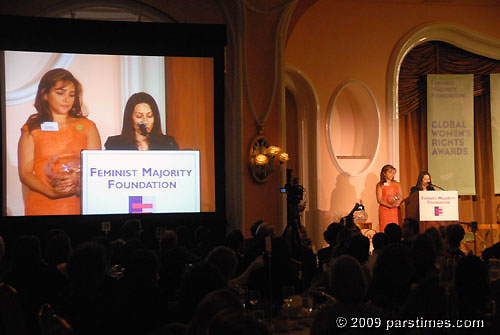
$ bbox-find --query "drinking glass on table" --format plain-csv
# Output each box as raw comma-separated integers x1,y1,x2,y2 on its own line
282,285,295,306
248,289,261,309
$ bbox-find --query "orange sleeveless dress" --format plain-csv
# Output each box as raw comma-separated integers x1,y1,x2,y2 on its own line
22,118,97,215
378,183,401,232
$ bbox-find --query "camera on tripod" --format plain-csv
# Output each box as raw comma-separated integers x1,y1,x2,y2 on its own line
283,169,304,206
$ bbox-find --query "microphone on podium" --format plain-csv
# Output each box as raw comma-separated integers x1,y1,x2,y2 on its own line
428,182,445,190
138,121,149,136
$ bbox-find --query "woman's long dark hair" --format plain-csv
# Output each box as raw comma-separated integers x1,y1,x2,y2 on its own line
378,164,396,185
415,170,431,190
27,68,84,131
120,92,164,143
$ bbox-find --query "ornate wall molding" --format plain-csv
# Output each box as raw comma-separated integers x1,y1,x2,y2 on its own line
37,0,176,22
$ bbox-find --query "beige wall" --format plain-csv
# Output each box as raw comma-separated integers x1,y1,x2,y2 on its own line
285,0,500,246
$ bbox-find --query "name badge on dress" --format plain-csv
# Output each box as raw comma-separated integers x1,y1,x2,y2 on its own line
41,122,59,131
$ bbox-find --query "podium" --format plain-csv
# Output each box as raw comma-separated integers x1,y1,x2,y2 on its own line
405,190,459,232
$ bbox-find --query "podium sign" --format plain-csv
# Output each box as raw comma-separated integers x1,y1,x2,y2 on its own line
81,150,200,214
419,191,459,221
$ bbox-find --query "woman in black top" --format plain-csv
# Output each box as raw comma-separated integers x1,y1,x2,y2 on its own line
410,170,434,194
105,92,178,150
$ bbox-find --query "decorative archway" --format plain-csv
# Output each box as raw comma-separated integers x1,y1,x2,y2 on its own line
284,65,321,248
387,23,500,171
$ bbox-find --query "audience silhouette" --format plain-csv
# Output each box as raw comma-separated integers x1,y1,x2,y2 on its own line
1,214,499,335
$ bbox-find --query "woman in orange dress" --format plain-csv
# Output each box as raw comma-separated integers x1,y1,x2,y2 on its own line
18,68,101,215
376,164,402,232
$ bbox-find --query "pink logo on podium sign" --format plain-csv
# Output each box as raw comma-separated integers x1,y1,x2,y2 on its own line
129,196,155,213
434,206,443,216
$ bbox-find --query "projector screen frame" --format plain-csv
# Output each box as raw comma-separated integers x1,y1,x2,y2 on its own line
0,15,227,242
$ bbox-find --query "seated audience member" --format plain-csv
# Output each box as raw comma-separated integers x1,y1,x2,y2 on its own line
186,289,244,335
282,218,318,292
317,222,344,271
6,235,51,335
445,223,466,259
482,238,500,262
44,231,72,307
345,233,370,265
176,225,196,250
225,229,245,257
0,235,5,275
367,243,415,316
492,270,500,335
117,219,144,243
159,230,199,302
174,260,227,323
384,222,402,244
303,225,353,300
38,303,73,335
238,219,265,263
399,274,453,322
206,246,239,283
329,255,368,303
207,310,272,335
454,255,491,321
91,236,118,280
424,227,446,259
365,232,388,276
311,255,382,335
341,215,361,233
307,226,354,298
255,221,275,240
190,225,214,259
150,322,187,335
119,239,146,274
0,235,29,335
330,228,354,260
225,229,245,271
45,230,72,276
207,246,264,290
249,220,265,238
62,242,112,335
410,233,437,284
111,248,163,335
111,218,143,266
238,220,274,276
401,218,420,244
247,237,296,303
247,220,274,247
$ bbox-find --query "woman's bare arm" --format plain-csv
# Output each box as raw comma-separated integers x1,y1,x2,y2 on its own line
18,129,66,198
86,122,102,150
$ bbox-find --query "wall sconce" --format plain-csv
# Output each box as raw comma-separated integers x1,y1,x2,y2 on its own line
249,134,289,183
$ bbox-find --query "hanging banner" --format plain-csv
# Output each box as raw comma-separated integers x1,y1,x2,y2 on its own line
427,74,475,195
491,74,500,194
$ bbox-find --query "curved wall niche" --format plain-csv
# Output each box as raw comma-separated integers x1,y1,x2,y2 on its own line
326,80,380,177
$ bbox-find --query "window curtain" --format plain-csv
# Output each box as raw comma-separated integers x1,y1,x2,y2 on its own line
399,41,500,225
